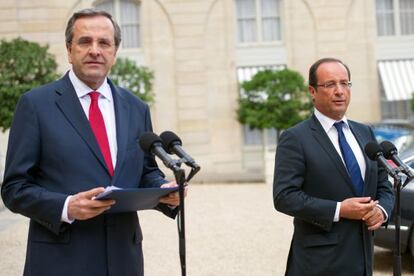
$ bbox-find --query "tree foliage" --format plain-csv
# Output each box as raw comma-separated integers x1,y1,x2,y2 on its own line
236,68,311,135
110,58,154,104
0,38,58,131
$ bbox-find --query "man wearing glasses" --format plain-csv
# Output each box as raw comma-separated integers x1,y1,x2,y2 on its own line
273,58,394,275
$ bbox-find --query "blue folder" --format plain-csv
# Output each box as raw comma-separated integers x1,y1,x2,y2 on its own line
94,186,180,213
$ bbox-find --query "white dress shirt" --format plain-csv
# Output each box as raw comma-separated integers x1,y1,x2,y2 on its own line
61,70,118,223
314,109,387,222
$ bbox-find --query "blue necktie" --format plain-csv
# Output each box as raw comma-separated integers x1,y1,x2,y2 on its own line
333,121,364,196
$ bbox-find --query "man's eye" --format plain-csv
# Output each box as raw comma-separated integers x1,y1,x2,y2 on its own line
325,83,336,88
78,39,91,46
99,41,112,47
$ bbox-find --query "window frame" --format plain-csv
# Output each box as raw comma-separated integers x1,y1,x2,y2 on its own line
94,0,142,50
376,0,414,37
235,0,283,46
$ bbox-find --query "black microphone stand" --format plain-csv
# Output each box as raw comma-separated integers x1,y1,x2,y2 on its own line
170,160,200,276
173,167,186,276
392,173,402,276
139,132,200,276
391,172,414,276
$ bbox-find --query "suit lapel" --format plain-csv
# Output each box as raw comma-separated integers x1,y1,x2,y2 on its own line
109,80,130,182
54,73,109,175
309,115,358,195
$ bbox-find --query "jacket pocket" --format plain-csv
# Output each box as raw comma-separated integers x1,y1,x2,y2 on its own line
31,223,70,244
295,233,340,275
302,232,339,247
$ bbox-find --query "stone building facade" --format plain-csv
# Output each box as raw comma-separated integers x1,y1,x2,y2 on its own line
0,0,412,182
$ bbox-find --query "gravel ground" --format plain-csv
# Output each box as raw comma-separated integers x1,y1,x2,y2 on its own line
0,183,413,275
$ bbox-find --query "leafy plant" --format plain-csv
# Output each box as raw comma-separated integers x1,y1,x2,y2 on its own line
237,68,311,139
0,38,58,131
110,58,154,104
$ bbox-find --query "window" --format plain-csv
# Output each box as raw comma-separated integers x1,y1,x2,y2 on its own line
235,0,281,43
376,0,395,36
400,0,414,35
376,0,414,36
95,0,141,48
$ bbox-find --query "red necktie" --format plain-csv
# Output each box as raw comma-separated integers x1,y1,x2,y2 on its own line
88,91,114,177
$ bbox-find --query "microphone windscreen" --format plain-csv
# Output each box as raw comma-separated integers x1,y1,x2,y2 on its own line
160,131,182,153
380,140,397,159
138,132,162,153
364,142,383,161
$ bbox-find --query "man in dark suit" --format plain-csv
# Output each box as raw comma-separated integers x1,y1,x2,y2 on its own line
273,58,394,276
1,9,180,276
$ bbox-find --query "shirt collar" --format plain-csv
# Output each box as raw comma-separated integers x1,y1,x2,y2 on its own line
68,69,112,101
314,108,349,132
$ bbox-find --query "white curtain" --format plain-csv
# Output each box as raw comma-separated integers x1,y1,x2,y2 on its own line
261,0,280,41
400,0,414,35
96,1,115,16
376,0,395,36
236,0,257,42
120,0,140,48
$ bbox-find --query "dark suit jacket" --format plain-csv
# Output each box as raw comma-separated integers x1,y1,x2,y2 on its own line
273,114,394,276
1,73,175,276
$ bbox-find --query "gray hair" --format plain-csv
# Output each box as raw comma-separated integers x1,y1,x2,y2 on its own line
65,8,122,48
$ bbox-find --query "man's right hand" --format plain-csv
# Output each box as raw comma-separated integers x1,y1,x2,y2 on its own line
339,197,378,220
68,187,115,220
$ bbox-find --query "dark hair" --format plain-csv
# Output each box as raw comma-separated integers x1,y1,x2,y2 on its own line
308,58,351,88
65,8,121,48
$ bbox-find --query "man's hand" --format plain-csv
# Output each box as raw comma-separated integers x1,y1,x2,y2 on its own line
340,197,377,220
68,187,115,220
362,206,385,230
159,181,187,207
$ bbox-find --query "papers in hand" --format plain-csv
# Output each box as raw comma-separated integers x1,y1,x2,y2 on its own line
94,185,122,200
94,185,180,213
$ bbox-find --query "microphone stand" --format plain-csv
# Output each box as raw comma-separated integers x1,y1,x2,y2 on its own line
392,171,414,276
173,167,187,276
392,173,402,276
171,161,201,276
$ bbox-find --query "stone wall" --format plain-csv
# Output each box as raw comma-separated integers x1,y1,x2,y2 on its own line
0,0,382,182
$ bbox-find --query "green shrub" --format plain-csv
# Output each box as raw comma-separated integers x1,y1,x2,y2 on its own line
237,68,311,138
0,38,58,131
110,58,154,104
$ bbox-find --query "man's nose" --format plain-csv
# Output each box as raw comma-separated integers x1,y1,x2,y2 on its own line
334,83,346,94
88,42,101,56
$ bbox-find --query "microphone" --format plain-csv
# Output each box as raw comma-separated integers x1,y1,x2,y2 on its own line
138,132,180,172
160,131,200,169
364,142,399,178
380,140,414,179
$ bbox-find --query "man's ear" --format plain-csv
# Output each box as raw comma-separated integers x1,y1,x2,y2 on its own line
308,85,316,100
66,43,72,64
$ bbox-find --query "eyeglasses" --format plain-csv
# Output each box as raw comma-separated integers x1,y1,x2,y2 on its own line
316,81,352,90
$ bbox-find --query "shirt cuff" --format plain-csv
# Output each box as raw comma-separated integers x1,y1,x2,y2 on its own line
376,204,389,222
61,195,75,224
334,202,341,222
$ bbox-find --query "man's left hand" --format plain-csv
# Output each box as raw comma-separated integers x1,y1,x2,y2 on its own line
362,206,385,230
159,181,187,207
